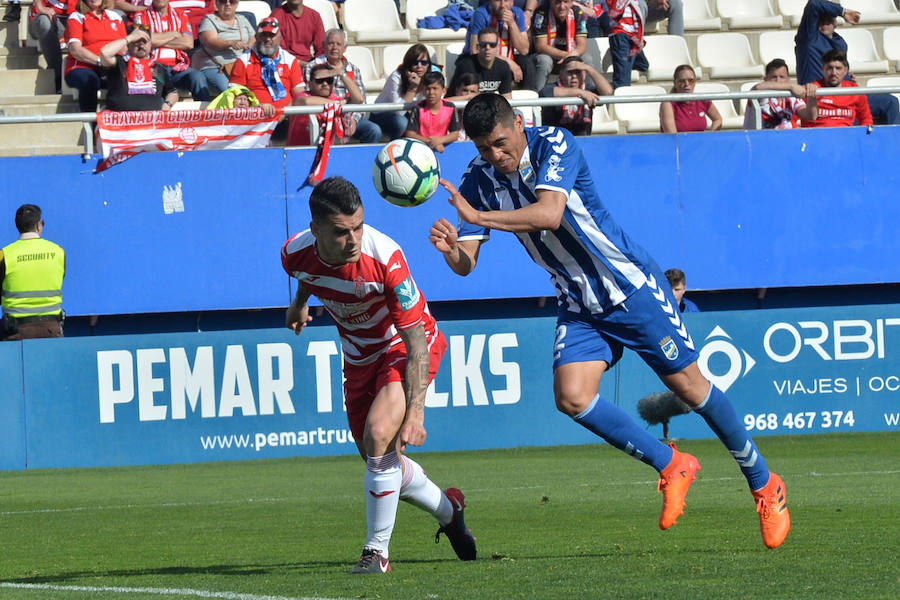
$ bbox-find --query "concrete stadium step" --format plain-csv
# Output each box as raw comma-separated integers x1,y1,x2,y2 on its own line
0,46,42,69
0,144,85,157
0,93,79,115
0,67,57,95
0,121,86,155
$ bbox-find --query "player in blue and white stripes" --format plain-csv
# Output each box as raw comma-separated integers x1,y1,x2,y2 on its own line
429,93,790,549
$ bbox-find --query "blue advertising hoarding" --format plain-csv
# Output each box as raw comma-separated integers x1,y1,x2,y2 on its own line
3,304,898,470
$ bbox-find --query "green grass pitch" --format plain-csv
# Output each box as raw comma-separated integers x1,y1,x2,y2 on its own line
0,432,897,599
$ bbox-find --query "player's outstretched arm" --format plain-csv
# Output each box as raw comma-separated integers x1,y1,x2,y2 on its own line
430,217,481,276
441,178,567,233
397,322,429,448
286,284,313,335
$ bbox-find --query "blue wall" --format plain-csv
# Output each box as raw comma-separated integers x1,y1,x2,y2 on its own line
1,304,898,470
1,126,899,317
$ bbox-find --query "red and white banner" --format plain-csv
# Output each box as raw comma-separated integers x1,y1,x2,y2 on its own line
95,108,279,172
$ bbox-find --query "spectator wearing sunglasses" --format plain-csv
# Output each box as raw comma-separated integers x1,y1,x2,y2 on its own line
191,0,255,95
372,43,440,140
288,62,361,146
464,0,537,90
659,64,721,133
304,28,381,144
449,28,512,98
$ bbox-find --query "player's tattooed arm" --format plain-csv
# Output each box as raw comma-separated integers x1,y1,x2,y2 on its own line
398,322,430,447
286,284,313,335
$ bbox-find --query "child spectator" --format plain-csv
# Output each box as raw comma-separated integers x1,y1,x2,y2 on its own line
607,0,648,89
403,71,460,153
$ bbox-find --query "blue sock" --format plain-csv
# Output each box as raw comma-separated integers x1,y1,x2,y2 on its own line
694,385,770,490
574,395,673,472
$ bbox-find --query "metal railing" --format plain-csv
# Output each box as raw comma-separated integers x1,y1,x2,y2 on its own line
1,86,898,156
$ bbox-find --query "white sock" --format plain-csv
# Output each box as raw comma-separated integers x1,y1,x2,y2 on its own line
364,452,402,557
399,454,453,526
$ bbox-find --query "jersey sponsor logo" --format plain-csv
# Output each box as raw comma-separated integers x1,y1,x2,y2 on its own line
545,154,564,183
659,336,679,361
394,276,420,311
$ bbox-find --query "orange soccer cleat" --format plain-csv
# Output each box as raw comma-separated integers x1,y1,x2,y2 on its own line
657,443,701,530
752,472,791,549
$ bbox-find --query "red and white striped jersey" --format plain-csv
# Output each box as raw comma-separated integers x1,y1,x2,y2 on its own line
281,225,439,366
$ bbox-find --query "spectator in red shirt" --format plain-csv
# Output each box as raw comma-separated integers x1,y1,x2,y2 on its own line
801,49,873,128
64,0,126,112
229,17,306,140
287,62,359,146
134,0,211,100
268,0,324,66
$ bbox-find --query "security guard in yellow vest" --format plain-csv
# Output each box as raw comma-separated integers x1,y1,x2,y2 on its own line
1,204,65,340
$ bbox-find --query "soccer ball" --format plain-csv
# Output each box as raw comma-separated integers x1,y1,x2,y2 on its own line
372,138,441,207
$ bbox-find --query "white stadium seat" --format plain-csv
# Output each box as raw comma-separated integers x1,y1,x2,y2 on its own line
642,35,702,82
758,30,798,74
696,33,765,79
591,105,620,135
344,45,386,92
852,0,900,25
715,0,783,30
776,0,805,27
444,41,466,84
343,0,410,44
240,1,272,28
305,0,340,33
839,28,890,74
511,89,539,127
683,0,722,31
693,82,744,129
611,84,666,133
882,27,900,70
864,75,900,102
406,0,467,42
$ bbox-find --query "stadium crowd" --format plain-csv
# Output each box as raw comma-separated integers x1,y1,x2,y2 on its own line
1,0,898,145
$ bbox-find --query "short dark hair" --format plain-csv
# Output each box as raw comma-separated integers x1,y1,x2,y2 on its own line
422,70,445,88
309,63,333,79
561,55,585,69
463,92,515,139
477,27,499,40
309,177,361,223
15,204,42,234
765,58,789,77
665,268,686,287
822,49,849,68
817,12,837,27
455,72,478,92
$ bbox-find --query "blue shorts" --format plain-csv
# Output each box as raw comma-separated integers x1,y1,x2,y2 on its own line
553,273,699,376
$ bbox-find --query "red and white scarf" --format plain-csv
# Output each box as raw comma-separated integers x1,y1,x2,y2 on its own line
125,55,157,95
307,102,345,186
546,9,576,52
489,14,515,58
143,7,190,72
607,0,645,56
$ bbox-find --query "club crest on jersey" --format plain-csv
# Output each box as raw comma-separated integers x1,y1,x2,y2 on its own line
545,154,564,183
519,161,534,183
354,276,367,298
394,276,420,310
659,336,679,361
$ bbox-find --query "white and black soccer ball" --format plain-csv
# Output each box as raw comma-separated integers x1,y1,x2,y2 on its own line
371,138,441,207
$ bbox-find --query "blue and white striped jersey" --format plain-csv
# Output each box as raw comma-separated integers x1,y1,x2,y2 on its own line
457,126,656,315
